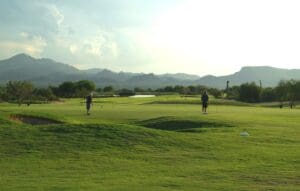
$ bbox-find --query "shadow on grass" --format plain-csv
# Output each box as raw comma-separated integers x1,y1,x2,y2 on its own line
145,99,251,106
10,114,63,126
137,117,233,132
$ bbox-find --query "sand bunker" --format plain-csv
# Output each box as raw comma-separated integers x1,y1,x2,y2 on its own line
10,114,63,125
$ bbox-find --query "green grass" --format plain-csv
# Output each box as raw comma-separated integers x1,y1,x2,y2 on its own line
0,95,299,190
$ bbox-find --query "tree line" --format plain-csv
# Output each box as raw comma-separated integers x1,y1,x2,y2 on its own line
0,79,299,105
226,80,300,105
0,80,96,105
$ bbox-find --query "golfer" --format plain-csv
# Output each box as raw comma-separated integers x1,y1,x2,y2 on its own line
86,93,93,115
201,91,209,114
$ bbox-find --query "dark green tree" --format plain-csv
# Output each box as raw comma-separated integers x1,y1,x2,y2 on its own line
226,86,240,100
164,86,174,92
118,89,135,97
6,81,34,105
58,81,76,98
174,85,185,94
103,86,114,92
275,80,290,102
75,80,96,97
208,88,222,98
0,85,7,101
260,87,277,102
239,82,261,103
134,87,145,92
33,87,56,101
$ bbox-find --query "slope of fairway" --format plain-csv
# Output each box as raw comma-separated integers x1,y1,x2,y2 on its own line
0,96,299,191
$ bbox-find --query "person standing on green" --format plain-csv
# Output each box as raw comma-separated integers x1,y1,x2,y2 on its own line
86,93,93,115
201,91,209,114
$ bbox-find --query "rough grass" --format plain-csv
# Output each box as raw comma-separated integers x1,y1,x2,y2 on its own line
0,95,299,191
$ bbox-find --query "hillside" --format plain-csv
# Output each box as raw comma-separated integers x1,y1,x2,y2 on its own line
197,66,300,88
0,54,300,88
0,54,80,81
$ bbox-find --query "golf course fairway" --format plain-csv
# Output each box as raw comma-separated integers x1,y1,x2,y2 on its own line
0,96,299,191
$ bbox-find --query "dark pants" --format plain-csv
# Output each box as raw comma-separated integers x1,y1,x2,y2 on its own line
202,102,208,112
86,103,91,111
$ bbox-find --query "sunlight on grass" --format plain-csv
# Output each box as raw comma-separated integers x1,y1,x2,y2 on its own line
0,96,299,191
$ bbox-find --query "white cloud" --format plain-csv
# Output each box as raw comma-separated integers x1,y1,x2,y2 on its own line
20,32,29,38
51,28,120,69
108,41,119,58
69,44,78,54
3,0,300,75
48,5,64,26
81,30,119,58
45,4,72,35
84,38,103,56
0,34,47,58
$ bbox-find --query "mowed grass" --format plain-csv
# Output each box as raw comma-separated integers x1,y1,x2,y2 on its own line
0,96,299,191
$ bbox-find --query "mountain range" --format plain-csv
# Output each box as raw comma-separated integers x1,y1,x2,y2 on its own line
0,53,300,89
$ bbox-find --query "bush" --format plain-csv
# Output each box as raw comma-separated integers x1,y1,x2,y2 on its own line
33,87,57,101
118,89,135,97
239,82,261,103
6,81,34,104
56,80,95,98
208,88,222,98
103,86,114,93
226,86,240,100
261,87,277,102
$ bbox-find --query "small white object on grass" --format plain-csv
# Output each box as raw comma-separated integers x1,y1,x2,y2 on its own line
240,131,249,136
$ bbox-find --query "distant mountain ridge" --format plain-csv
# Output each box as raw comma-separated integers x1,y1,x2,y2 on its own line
196,66,300,88
0,54,299,88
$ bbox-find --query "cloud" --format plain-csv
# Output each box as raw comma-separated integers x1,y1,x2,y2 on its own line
69,45,78,54
0,34,47,57
45,4,75,36
47,28,120,69
83,38,103,56
19,32,29,38
48,5,64,26
81,31,119,58
0,1,158,72
4,0,300,75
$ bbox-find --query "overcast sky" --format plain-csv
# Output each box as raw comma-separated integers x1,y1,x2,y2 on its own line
1,0,300,76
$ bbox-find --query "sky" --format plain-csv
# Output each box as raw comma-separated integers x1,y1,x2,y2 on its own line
1,0,300,76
